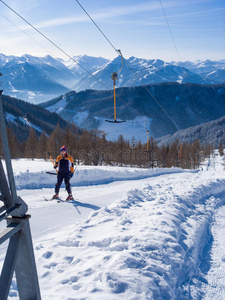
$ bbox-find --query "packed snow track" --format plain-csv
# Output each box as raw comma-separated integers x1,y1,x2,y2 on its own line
0,155,224,299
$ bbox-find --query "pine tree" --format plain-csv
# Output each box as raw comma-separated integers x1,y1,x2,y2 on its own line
192,139,201,169
24,128,38,159
166,140,179,167
219,140,224,156
47,123,63,158
7,127,21,158
78,130,92,165
116,134,125,166
158,144,169,168
37,131,48,159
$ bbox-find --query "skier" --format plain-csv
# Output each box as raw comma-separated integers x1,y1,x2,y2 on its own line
52,145,74,200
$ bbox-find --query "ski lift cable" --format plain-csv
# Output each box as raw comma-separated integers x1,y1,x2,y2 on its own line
0,0,112,92
158,0,202,125
1,11,86,78
74,1,143,120
0,12,54,57
75,0,121,57
0,0,142,121
74,0,180,130
0,11,144,130
0,12,81,78
122,58,180,130
1,0,178,130
158,0,180,61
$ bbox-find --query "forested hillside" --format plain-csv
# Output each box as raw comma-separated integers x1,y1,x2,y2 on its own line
157,115,225,147
41,83,225,139
1,94,76,141
1,120,218,170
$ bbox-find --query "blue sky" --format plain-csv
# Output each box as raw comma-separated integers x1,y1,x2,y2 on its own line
0,0,224,61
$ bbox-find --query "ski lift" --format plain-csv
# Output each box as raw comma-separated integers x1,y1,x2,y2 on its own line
144,120,150,152
146,130,149,151
105,51,126,123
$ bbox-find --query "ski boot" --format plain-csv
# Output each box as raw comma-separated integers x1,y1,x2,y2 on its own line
52,194,59,199
66,194,73,201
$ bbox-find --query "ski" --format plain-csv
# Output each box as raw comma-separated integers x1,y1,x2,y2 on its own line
58,198,79,203
44,198,61,202
44,198,78,203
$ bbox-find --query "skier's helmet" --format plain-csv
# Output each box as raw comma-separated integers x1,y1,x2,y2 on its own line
60,145,67,152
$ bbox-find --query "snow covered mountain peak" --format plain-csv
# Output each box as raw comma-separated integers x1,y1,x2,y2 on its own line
1,53,225,104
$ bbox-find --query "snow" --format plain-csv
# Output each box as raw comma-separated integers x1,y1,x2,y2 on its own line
0,154,225,299
45,98,154,141
97,116,153,141
177,76,183,84
5,114,43,132
47,96,68,114
73,111,89,126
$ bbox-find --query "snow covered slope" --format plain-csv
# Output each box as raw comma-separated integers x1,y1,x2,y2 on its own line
0,154,225,299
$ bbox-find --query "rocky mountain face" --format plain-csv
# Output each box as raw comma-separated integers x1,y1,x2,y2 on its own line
1,54,224,104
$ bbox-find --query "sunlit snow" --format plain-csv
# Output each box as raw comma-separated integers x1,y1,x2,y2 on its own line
0,154,225,299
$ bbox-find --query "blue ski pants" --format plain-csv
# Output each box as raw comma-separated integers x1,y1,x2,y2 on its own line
55,172,71,194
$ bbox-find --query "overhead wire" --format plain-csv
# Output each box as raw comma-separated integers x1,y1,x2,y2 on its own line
1,0,189,132
0,12,53,56
158,0,202,125
158,0,180,61
122,58,180,130
75,0,120,56
0,1,170,140
75,0,180,130
0,0,172,129
0,0,114,93
74,0,144,120
0,0,142,122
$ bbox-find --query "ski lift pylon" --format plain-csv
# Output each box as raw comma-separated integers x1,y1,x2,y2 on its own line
105,52,125,123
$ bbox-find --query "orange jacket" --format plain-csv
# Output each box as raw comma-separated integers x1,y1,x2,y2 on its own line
54,154,74,173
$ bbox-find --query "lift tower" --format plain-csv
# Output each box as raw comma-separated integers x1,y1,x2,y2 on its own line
0,73,41,299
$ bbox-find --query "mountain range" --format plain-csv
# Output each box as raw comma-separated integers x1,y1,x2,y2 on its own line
40,82,225,142
1,53,224,104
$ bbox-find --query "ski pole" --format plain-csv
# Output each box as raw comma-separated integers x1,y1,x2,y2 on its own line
48,152,58,174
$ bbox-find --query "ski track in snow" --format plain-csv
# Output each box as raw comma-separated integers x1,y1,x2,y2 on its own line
0,157,225,299
201,206,225,300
